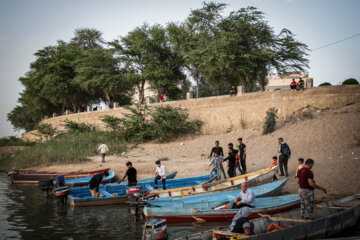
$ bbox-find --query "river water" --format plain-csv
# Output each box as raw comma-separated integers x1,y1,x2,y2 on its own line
0,173,218,240
1,173,359,240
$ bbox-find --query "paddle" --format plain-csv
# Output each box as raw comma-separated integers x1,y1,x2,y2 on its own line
258,214,312,223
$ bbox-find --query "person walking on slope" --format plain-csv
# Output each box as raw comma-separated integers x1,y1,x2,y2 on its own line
297,159,327,220
98,143,109,163
278,138,291,177
237,138,247,174
155,160,166,190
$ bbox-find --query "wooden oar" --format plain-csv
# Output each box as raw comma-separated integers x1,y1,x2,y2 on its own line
316,205,350,210
258,214,312,223
192,216,206,223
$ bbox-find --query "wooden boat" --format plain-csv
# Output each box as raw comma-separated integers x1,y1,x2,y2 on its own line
68,173,212,207
8,168,110,184
146,179,287,208
174,193,360,240
143,194,300,222
148,166,278,199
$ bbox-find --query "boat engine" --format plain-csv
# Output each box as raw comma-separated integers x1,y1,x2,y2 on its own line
142,218,168,240
54,186,70,205
126,185,143,201
55,175,65,187
37,179,54,197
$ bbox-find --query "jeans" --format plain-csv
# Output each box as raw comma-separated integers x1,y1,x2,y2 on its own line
219,163,227,179
210,167,219,179
101,153,106,162
155,175,166,190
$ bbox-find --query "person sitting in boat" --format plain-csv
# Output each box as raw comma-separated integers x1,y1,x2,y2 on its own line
295,158,304,178
228,206,251,234
117,161,137,186
89,171,109,198
233,182,256,208
209,152,226,180
269,156,279,181
155,160,166,190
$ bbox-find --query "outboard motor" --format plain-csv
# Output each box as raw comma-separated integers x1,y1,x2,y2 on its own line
126,185,143,201
142,219,168,240
54,186,70,205
37,179,54,197
56,175,65,187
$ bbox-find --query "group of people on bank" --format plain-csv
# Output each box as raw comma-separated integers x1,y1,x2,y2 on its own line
208,137,327,235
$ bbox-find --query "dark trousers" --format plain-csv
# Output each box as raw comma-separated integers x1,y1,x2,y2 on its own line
279,154,288,176
155,176,166,190
235,162,243,175
101,153,106,162
232,217,249,233
128,181,137,187
240,156,246,172
228,166,236,178
233,203,255,209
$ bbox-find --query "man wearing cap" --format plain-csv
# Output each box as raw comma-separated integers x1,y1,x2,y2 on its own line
117,161,137,186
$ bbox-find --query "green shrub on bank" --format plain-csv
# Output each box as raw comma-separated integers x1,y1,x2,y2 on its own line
319,82,332,86
63,120,94,133
0,136,34,147
342,78,359,85
262,107,278,135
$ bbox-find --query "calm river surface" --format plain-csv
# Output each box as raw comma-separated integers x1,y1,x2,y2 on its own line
1,173,359,240
0,173,217,240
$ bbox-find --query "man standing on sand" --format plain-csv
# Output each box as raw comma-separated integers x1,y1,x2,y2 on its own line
238,138,247,174
297,159,327,220
224,144,237,178
117,161,137,186
278,137,291,177
209,152,226,180
98,143,109,163
155,160,166,190
209,140,224,157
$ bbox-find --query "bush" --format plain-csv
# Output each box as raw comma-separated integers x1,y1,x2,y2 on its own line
34,123,57,141
151,106,202,142
262,107,278,135
0,136,34,147
63,120,93,134
342,78,359,85
319,82,332,86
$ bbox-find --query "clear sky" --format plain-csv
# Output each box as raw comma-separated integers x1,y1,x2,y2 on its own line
1,0,360,137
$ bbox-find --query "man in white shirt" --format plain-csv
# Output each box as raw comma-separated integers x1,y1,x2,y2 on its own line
97,143,109,163
234,182,256,208
155,160,166,190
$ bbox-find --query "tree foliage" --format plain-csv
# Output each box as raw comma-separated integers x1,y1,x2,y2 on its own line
262,107,278,135
8,3,309,132
342,78,359,85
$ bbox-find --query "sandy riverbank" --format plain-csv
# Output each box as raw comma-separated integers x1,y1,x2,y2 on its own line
22,102,360,201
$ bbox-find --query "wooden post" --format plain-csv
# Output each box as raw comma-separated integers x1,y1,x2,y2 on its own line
186,92,193,99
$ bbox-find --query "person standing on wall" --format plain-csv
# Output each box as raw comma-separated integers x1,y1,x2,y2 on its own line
155,160,166,190
278,137,291,177
209,141,226,178
297,158,327,220
98,142,109,163
238,138,247,174
290,79,297,91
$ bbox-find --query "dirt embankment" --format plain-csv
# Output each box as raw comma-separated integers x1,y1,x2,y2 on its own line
25,102,360,201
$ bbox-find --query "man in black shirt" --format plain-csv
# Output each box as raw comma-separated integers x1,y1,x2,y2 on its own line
89,171,109,198
209,141,224,157
224,144,238,178
238,138,247,174
117,161,137,186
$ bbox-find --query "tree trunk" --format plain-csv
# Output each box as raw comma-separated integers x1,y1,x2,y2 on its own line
104,91,113,108
137,81,145,104
236,73,247,93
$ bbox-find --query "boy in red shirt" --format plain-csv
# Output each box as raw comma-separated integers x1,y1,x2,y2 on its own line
269,156,278,180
